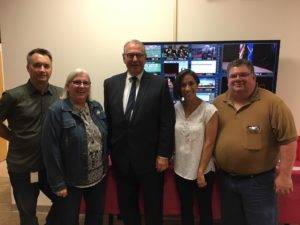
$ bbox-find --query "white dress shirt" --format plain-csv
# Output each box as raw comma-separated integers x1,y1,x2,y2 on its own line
123,72,143,113
174,101,217,180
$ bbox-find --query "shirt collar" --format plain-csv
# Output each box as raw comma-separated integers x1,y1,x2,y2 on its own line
26,80,52,95
223,85,260,105
126,71,143,82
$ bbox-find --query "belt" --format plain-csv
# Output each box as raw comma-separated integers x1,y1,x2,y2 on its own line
221,168,275,180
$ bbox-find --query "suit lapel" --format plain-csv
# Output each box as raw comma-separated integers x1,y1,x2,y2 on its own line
131,72,150,122
116,73,127,115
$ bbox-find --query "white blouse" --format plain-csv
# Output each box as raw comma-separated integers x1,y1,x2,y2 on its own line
174,101,217,180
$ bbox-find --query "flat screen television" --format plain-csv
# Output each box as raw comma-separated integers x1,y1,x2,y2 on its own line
144,40,280,102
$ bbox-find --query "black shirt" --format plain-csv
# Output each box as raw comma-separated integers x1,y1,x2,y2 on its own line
0,80,63,173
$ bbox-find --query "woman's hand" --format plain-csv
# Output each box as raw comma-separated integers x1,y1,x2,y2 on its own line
56,188,68,198
197,172,207,188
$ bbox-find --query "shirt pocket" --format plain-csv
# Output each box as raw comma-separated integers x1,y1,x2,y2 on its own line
62,119,76,147
243,122,262,151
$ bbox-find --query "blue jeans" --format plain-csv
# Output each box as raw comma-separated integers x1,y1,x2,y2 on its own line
59,177,107,225
9,170,62,225
219,169,277,225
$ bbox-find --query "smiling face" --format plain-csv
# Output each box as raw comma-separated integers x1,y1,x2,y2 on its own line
227,65,256,97
181,74,198,102
123,42,146,76
27,53,52,86
66,72,91,106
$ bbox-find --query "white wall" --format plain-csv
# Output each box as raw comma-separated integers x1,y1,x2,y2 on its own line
0,0,175,102
1,0,299,133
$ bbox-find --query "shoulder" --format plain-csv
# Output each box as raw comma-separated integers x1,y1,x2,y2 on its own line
203,101,217,113
146,73,165,83
174,101,182,110
258,88,281,104
104,72,126,84
89,100,104,111
49,84,63,95
49,99,64,111
5,83,28,98
213,93,226,107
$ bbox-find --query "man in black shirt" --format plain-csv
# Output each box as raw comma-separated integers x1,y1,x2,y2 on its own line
0,48,63,225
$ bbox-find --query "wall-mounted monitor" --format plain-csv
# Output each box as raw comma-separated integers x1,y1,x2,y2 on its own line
144,40,280,101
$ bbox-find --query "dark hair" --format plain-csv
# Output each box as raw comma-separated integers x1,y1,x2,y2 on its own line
227,58,255,76
27,48,52,64
173,69,199,100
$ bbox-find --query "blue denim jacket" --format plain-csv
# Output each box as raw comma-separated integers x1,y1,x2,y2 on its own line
42,98,108,193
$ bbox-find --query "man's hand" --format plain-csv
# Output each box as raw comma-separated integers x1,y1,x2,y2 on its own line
156,156,169,172
275,173,293,195
56,188,68,198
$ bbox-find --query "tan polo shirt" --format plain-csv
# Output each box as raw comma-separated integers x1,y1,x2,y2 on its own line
213,87,297,174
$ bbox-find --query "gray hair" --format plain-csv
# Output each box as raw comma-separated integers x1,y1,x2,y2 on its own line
123,39,146,55
61,68,92,99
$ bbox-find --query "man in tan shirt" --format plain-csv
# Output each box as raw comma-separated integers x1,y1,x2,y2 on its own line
214,59,297,225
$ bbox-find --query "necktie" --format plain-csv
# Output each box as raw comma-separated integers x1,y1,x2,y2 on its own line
125,76,137,121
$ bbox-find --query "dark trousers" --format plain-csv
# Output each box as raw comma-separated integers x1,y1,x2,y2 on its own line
175,171,215,225
114,167,164,225
219,169,277,225
59,177,107,225
9,170,62,225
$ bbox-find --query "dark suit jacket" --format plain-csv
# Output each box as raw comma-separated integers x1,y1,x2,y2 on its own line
104,71,175,174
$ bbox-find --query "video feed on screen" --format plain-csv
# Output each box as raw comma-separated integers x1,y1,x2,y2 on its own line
145,45,161,60
164,60,188,75
191,44,217,60
163,44,189,60
196,92,215,102
163,63,179,77
144,62,161,75
191,60,217,74
198,77,215,89
222,43,278,75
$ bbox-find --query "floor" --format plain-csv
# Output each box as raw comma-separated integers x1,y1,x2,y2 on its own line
0,176,297,225
0,176,191,225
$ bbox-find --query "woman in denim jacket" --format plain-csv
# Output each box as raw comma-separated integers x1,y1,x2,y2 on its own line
42,68,108,225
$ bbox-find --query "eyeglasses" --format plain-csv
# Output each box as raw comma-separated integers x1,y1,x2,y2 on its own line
123,53,145,59
71,80,91,87
228,72,251,79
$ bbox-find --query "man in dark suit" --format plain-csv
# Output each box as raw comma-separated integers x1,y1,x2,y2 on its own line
104,39,175,225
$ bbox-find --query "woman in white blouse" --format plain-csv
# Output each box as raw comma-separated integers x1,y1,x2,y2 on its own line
173,69,218,225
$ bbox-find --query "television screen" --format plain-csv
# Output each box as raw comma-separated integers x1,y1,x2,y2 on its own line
145,45,161,60
163,44,189,60
222,43,278,75
144,62,161,75
191,60,217,74
196,92,215,102
191,44,217,60
199,77,216,89
144,40,280,98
